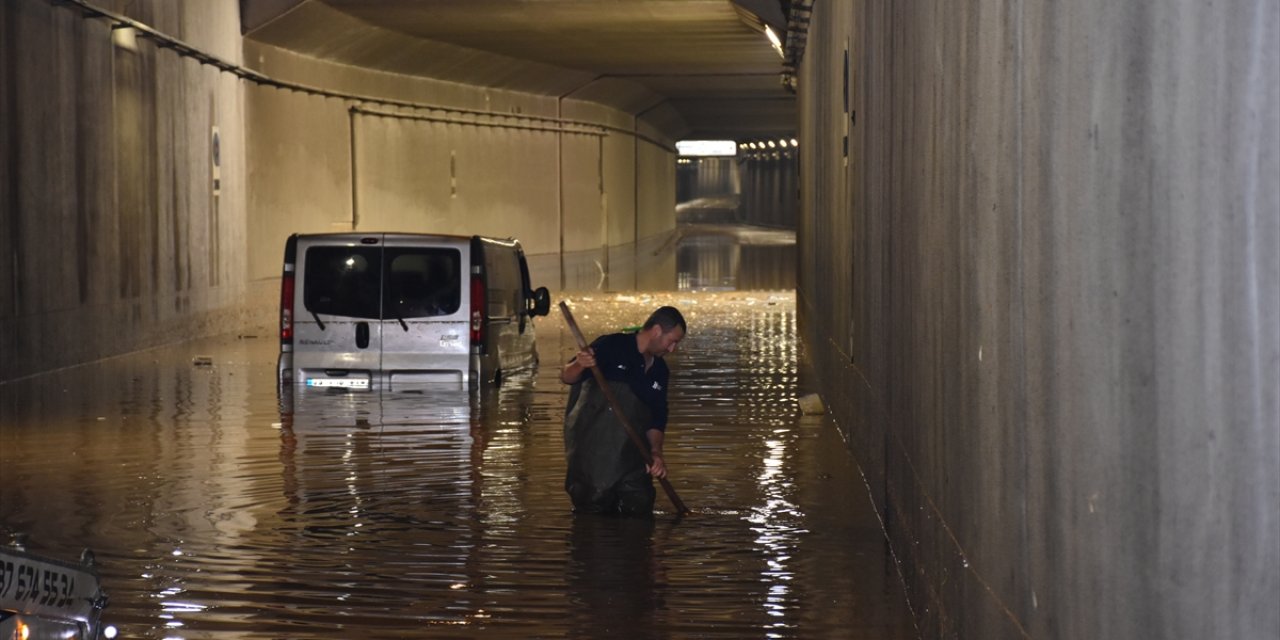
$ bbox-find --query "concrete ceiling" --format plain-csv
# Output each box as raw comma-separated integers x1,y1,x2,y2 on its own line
242,0,795,141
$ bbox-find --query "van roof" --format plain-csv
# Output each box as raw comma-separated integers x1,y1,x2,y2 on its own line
292,232,518,245
294,232,468,242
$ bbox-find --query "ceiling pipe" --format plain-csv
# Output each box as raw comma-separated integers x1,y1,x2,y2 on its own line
45,0,610,134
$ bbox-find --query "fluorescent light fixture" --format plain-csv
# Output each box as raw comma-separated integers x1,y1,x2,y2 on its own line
112,26,138,52
676,140,737,157
765,26,784,59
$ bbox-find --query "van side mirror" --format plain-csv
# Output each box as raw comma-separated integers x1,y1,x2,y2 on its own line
529,287,552,316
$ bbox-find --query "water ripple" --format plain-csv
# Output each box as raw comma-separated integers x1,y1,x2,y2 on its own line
1,292,911,639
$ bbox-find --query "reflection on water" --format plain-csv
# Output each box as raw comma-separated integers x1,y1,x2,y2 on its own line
0,292,911,639
677,224,796,291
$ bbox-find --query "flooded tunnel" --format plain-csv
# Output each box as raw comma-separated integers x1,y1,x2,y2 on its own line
3,1,1277,639
1,286,919,638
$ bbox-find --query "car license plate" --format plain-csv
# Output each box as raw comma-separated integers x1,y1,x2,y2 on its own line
306,378,369,389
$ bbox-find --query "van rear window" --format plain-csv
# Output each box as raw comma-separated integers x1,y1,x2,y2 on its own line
386,248,462,318
303,246,382,320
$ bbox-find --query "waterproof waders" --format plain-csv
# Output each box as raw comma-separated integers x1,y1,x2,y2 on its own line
564,378,656,515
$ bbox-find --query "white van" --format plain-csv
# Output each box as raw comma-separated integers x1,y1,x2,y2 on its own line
276,233,551,389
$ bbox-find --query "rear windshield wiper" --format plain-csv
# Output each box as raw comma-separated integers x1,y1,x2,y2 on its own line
310,310,326,331
390,305,409,332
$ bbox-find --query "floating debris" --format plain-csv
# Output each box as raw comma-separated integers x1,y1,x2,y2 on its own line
798,393,825,415
192,355,213,367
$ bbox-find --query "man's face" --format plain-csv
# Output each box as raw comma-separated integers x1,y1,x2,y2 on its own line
650,325,685,355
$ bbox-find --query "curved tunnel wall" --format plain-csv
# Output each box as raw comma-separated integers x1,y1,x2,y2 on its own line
244,41,677,298
0,0,677,382
1,1,251,383
796,1,1278,637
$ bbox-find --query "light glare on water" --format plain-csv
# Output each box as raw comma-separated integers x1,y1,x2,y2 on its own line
1,291,911,639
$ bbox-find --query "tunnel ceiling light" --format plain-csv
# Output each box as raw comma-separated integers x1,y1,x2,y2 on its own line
767,140,777,148
765,26,785,59
791,138,799,147
676,140,737,157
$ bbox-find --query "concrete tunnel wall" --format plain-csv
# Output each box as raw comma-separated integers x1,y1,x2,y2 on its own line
0,0,677,383
244,42,678,298
796,1,1278,638
1,1,251,383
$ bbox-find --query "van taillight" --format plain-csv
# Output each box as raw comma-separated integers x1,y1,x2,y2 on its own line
280,269,295,343
470,273,485,349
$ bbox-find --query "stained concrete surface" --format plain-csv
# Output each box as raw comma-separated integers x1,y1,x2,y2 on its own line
795,1,1279,637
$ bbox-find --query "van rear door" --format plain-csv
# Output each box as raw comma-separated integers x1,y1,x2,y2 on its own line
293,235,384,388
380,235,471,386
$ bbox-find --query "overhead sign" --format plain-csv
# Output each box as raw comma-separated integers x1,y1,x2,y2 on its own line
676,140,737,157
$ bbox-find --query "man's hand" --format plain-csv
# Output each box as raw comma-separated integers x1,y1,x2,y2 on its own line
561,347,596,384
646,454,667,479
573,348,596,369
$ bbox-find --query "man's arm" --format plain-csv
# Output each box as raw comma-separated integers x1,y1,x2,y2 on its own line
646,428,667,478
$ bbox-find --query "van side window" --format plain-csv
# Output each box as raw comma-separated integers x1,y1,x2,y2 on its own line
386,248,461,318
303,247,381,320
483,246,520,317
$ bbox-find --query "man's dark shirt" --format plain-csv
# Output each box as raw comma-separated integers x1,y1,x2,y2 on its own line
572,332,670,431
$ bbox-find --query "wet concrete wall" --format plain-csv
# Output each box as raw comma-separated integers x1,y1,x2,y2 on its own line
1,0,249,382
243,43,676,296
739,151,798,229
796,1,1278,638
245,43,676,297
2,0,677,382
673,153,798,230
635,125,678,291
601,110,638,291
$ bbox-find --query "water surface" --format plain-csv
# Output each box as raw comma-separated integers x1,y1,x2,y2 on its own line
1,292,912,639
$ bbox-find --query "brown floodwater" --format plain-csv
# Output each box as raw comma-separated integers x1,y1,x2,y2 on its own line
1,291,914,639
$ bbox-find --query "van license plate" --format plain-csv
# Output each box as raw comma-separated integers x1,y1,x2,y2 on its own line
306,378,370,389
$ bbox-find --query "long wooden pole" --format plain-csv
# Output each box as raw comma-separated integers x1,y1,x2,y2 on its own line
559,301,691,516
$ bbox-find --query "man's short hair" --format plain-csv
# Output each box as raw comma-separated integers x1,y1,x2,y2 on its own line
643,306,686,334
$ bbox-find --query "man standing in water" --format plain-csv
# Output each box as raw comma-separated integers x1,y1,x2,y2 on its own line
560,306,687,516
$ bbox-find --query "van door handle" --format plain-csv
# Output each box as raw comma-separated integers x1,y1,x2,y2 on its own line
355,322,370,349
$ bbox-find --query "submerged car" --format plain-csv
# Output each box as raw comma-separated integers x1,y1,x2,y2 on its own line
277,233,551,389
0,539,110,639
